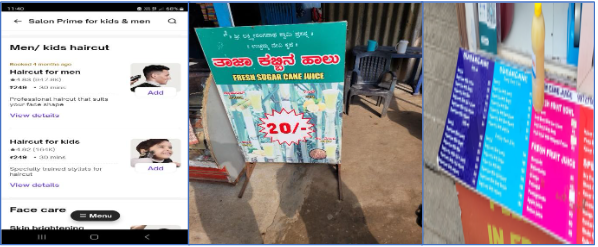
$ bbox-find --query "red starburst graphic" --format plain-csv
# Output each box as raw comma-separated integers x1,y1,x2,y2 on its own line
258,108,315,146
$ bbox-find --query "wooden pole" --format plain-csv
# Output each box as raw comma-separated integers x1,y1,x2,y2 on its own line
238,162,257,198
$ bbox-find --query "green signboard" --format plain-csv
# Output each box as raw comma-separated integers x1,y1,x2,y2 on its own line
196,22,347,164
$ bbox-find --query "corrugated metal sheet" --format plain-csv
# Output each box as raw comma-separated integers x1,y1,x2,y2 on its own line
323,3,422,50
323,3,422,82
259,3,299,25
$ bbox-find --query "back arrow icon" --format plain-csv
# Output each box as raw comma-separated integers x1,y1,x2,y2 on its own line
14,19,22,24
145,234,150,240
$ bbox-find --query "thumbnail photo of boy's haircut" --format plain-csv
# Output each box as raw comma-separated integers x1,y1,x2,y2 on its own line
130,65,171,92
130,139,181,167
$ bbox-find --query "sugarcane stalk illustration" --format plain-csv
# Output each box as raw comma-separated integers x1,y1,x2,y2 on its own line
298,83,311,163
261,84,273,113
321,82,339,164
316,111,323,149
273,142,283,162
231,85,264,162
334,83,343,163
313,83,324,151
218,85,251,156
279,83,297,163
241,108,265,162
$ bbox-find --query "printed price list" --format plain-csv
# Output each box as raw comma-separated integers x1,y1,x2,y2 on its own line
477,61,532,212
437,49,493,188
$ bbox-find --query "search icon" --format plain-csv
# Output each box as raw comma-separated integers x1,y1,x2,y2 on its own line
168,18,176,24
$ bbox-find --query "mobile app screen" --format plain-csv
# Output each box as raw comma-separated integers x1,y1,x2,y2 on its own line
1,3,189,244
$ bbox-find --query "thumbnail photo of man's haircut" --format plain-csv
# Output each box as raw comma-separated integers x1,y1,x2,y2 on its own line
130,63,181,92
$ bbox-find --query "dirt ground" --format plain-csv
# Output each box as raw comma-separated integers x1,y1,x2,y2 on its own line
189,85,423,244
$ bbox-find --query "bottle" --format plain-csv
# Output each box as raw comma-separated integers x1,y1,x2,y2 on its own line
531,3,545,112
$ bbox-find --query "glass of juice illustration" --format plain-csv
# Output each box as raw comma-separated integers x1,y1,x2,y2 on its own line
262,143,274,158
279,84,291,100
247,91,263,113
322,89,339,112
324,143,337,161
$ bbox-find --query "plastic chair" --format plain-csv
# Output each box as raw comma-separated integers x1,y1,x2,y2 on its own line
345,51,397,117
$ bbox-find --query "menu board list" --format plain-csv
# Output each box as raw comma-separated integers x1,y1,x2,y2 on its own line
577,96,594,244
523,82,580,243
478,61,532,212
437,50,493,188
438,48,594,244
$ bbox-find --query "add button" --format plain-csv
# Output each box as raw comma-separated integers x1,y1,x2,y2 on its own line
135,87,176,97
71,210,120,221
135,163,177,173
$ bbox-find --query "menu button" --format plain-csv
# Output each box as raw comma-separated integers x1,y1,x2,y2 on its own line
71,210,120,221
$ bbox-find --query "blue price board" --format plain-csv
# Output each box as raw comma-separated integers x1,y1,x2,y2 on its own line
437,48,494,188
476,60,533,213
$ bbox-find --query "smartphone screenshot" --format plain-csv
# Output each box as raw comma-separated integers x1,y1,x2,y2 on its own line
1,3,188,244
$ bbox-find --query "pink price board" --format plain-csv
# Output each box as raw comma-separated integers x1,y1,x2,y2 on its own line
523,81,594,243
522,81,593,243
